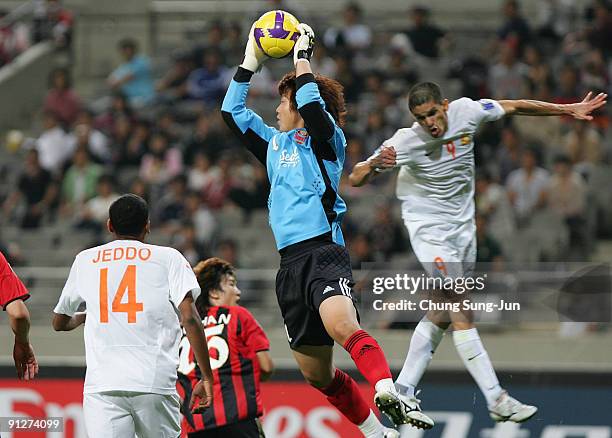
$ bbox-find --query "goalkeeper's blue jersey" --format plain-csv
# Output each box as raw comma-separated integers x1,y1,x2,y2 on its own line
222,68,347,250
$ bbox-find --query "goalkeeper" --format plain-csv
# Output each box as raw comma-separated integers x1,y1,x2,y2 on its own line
221,22,434,436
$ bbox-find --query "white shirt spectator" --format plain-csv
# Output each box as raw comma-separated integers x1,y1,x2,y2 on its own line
506,167,549,219
36,126,74,174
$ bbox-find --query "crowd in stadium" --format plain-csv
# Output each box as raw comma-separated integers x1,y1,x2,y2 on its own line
1,0,610,268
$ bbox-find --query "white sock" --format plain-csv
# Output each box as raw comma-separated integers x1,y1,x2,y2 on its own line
395,317,445,398
358,410,384,437
453,328,503,406
374,378,396,395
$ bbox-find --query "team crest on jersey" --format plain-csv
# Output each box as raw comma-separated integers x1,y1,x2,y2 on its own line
279,146,300,168
479,100,494,111
294,129,308,145
461,135,471,145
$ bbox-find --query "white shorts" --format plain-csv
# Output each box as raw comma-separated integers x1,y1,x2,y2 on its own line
83,391,180,438
401,201,476,278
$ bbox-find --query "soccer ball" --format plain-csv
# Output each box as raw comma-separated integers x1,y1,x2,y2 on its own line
253,10,300,59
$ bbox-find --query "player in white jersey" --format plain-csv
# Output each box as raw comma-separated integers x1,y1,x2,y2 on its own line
350,82,606,424
53,194,213,438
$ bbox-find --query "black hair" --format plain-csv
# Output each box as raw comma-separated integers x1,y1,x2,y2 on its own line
109,194,149,237
408,82,443,111
118,38,138,52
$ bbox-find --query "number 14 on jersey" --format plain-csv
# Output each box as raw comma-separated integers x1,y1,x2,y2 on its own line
99,265,144,323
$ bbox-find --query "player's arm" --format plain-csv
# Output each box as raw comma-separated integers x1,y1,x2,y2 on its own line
348,146,397,187
178,293,213,412
256,351,274,381
6,300,38,380
221,24,277,166
498,92,607,119
239,308,274,380
52,311,86,331
293,24,340,161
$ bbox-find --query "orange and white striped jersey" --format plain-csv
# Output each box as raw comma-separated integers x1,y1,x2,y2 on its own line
54,239,200,395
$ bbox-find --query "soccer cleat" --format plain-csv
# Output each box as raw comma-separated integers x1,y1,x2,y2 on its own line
382,427,400,438
374,390,434,430
489,391,538,423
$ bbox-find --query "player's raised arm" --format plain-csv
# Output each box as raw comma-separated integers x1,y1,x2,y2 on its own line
178,293,213,413
348,146,397,187
498,92,607,119
293,24,344,161
221,24,278,166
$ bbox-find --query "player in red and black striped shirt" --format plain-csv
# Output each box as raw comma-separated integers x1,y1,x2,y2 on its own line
178,257,273,438
1,250,38,380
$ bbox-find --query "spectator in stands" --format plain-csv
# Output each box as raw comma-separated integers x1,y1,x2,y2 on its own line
75,174,119,232
496,125,523,183
349,233,373,270
202,153,234,209
367,203,408,261
184,191,216,245
488,43,529,100
475,171,515,240
3,149,57,229
553,63,582,106
183,113,225,164
309,44,337,79
583,0,612,57
332,54,363,103
215,239,239,267
563,120,603,172
228,161,269,222
174,222,208,266
187,151,220,192
108,38,155,107
139,131,183,186
324,2,372,52
157,110,184,145
224,22,246,67
95,92,133,135
0,9,31,67
129,177,150,204
116,119,149,168
33,0,73,48
497,0,532,54
157,174,188,226
506,148,550,227
155,50,195,101
108,115,132,164
186,48,230,108
34,110,73,176
547,155,588,257
68,110,111,164
475,214,504,269
523,45,553,93
403,6,448,59
380,48,419,96
44,67,81,127
581,48,608,93
60,146,103,216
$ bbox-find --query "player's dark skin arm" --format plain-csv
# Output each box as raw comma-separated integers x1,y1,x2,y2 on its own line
179,293,213,412
7,300,38,380
499,92,606,119
52,312,86,331
256,350,274,381
348,146,396,187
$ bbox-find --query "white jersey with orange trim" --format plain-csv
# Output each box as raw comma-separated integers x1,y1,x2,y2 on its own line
54,239,200,395
383,98,505,273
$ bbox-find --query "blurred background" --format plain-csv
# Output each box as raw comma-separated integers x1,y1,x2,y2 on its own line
0,0,610,436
